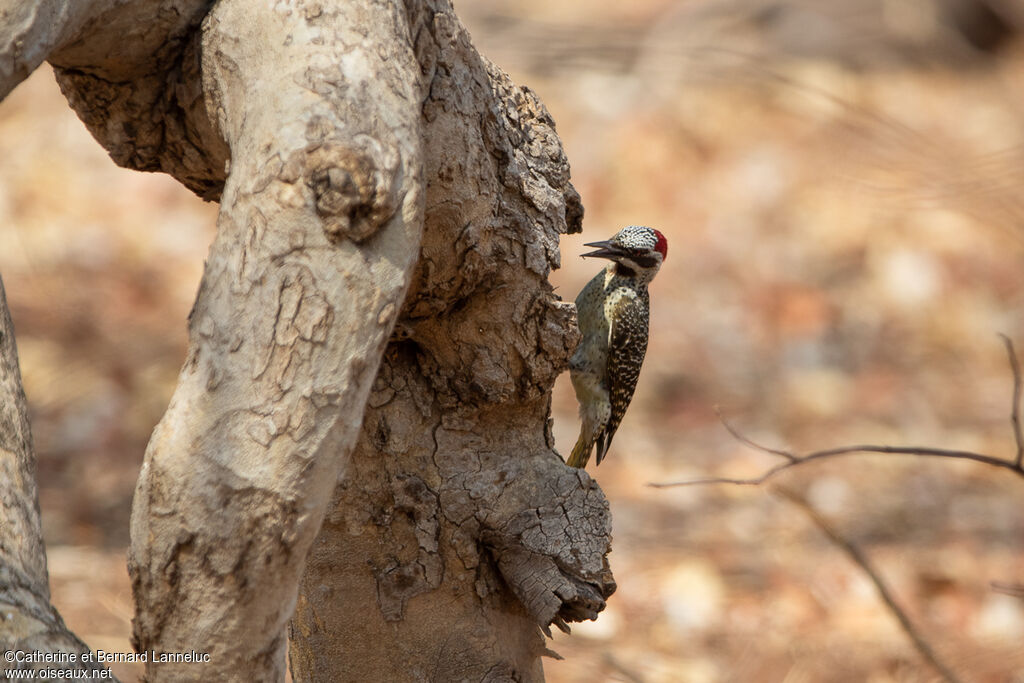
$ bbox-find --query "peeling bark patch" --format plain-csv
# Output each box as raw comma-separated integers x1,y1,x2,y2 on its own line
276,276,331,345
253,266,334,387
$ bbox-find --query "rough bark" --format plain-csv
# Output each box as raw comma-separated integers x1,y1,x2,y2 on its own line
0,0,82,98
0,0,127,99
3,0,614,679
288,3,612,681
119,0,429,680
0,0,225,196
0,277,113,679
48,0,227,200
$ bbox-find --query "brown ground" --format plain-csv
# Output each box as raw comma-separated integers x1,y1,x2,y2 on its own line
2,2,1024,681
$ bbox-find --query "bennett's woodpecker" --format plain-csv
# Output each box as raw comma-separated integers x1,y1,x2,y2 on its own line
566,225,667,469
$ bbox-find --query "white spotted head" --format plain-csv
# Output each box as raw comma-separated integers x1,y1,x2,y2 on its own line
581,225,667,283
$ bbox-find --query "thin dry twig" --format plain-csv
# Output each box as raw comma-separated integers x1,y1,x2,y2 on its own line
651,336,1024,489
717,407,797,462
991,581,1024,600
775,487,965,683
650,441,1024,488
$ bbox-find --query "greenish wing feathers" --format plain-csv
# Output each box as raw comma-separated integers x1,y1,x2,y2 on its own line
598,290,650,464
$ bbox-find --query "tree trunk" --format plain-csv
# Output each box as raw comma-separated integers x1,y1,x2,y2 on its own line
289,3,613,680
2,0,614,679
120,1,425,679
0,277,114,679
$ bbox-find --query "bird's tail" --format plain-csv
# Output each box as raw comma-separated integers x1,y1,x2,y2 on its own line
566,433,592,468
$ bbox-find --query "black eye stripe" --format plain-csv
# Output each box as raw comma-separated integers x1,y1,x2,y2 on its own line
630,255,659,268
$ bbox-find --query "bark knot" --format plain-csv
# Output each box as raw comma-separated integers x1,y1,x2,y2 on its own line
475,463,616,634
301,135,402,243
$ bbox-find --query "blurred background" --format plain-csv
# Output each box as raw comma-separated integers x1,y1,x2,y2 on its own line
2,0,1024,680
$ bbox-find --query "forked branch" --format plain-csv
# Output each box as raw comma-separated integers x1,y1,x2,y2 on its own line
650,338,1024,681
652,335,1024,489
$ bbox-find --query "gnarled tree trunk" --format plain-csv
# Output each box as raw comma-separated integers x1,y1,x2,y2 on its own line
289,4,613,680
1,0,614,679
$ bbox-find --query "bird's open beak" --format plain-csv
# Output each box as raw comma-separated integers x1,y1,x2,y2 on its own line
581,240,625,260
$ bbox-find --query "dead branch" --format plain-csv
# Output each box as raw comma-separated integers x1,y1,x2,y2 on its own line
652,336,1024,488
775,487,965,683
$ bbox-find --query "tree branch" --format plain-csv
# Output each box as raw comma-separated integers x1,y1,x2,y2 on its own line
652,337,1024,488
991,582,1024,600
775,487,965,683
651,438,1024,488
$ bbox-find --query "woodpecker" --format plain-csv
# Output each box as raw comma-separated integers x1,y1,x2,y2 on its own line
566,225,667,469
